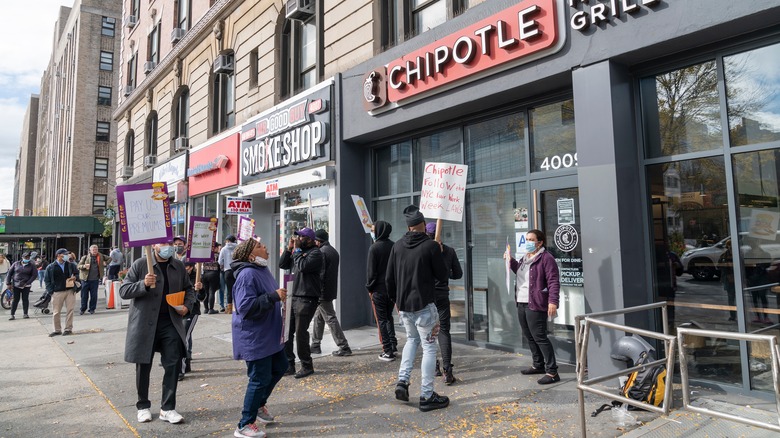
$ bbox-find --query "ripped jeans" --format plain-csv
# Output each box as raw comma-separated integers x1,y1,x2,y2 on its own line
398,303,440,399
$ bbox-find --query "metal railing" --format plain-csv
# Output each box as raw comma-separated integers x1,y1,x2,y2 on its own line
575,302,676,438
677,328,780,432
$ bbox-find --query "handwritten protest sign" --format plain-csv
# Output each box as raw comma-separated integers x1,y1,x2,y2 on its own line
187,216,218,262
237,215,256,241
351,195,373,233
419,162,468,222
117,182,173,248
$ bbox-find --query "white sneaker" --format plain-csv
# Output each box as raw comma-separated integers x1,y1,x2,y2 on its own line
234,422,266,437
159,409,183,424
137,408,152,423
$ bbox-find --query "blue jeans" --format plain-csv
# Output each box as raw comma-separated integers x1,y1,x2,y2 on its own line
37,270,45,287
398,303,440,399
239,349,288,428
80,279,99,312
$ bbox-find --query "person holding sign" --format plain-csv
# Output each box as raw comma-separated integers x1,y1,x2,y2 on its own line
366,221,398,361
505,229,561,385
386,205,449,412
120,238,198,425
230,237,288,438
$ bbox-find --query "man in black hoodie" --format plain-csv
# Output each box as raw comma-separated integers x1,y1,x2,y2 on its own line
310,229,352,357
386,205,449,412
366,220,398,361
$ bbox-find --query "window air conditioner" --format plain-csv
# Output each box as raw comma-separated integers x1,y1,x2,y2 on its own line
173,137,189,152
171,28,186,43
285,0,315,21
143,155,157,168
143,61,156,74
124,85,134,96
120,165,134,178
125,15,137,28
213,54,234,74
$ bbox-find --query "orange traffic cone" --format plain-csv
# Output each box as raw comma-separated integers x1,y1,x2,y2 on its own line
106,280,115,309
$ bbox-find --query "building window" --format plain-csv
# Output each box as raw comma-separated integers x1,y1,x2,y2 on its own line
94,158,109,177
102,17,116,37
130,0,140,18
148,24,160,64
211,56,235,135
96,121,110,141
249,48,259,88
279,12,320,99
93,194,107,215
377,0,468,50
176,0,191,31
146,112,158,156
97,86,112,106
127,53,137,88
173,86,189,145
100,51,113,70
125,130,135,166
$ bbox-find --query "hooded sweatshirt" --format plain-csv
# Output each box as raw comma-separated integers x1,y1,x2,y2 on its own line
365,221,394,294
385,231,448,312
230,260,284,361
218,242,237,271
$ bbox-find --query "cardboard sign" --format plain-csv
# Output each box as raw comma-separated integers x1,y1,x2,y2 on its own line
226,197,253,215
351,195,373,233
237,215,256,241
187,216,218,262
117,182,173,248
420,162,468,222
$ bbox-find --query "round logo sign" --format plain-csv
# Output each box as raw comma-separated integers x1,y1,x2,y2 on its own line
554,225,579,252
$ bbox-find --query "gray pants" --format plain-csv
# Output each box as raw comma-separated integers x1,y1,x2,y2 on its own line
311,299,350,350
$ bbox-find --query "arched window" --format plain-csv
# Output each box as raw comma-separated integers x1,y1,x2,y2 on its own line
145,111,158,156
125,130,135,167
173,86,189,139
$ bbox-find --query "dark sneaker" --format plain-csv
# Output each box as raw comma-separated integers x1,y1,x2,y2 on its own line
378,352,396,362
395,381,409,402
435,360,442,377
88,310,95,314
310,345,322,355
332,348,352,357
294,368,314,379
392,344,398,354
79,310,85,315
537,374,561,385
23,314,29,319
444,365,457,385
419,392,449,412
62,331,72,336
521,367,546,375
284,365,296,376
49,331,62,337
208,309,219,314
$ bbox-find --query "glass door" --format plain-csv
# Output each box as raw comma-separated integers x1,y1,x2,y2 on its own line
531,176,584,363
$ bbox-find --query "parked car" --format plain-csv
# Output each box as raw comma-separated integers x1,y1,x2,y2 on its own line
681,233,780,281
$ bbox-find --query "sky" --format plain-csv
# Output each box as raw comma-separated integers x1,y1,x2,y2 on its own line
0,1,70,212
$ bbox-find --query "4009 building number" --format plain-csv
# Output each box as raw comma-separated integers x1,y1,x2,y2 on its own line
539,153,578,171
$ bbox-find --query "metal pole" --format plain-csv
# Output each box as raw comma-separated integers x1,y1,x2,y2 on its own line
577,320,591,438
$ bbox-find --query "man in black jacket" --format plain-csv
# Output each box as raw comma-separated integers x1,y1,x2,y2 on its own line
279,227,323,379
366,221,398,361
45,249,79,336
426,222,463,385
386,205,449,412
310,229,352,357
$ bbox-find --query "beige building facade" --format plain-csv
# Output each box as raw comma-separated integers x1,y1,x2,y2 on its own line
14,96,39,216
34,0,122,217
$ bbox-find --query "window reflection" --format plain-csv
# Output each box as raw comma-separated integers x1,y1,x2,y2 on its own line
465,113,525,183
375,142,412,196
530,100,576,172
375,198,410,243
413,128,462,189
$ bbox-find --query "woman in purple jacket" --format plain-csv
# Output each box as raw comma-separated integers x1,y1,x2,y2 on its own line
231,237,287,438
506,229,561,384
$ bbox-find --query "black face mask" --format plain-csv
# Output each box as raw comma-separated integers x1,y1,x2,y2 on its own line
300,238,314,249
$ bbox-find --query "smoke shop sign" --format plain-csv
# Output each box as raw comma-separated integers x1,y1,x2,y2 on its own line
569,0,662,31
240,85,332,184
363,0,565,111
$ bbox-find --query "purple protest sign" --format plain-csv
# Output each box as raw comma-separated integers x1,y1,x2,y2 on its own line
237,215,256,241
117,182,173,248
187,216,218,262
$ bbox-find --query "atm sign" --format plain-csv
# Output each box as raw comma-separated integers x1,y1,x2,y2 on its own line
226,197,253,215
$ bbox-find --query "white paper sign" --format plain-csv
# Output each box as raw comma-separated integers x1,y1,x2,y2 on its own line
121,185,171,245
748,209,780,241
351,195,373,233
419,162,468,222
282,280,293,343
237,216,256,241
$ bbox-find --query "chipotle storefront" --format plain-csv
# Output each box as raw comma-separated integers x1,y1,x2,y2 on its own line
339,0,780,396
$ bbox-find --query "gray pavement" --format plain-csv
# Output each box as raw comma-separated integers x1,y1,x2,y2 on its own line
1,282,778,437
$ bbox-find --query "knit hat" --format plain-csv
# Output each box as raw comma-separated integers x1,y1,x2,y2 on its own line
315,229,329,242
56,248,69,256
425,222,436,234
225,234,237,243
403,205,425,227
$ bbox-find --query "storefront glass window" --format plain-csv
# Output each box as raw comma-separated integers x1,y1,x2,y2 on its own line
375,198,410,242
641,60,722,158
413,128,462,189
375,141,412,196
465,113,526,183
192,196,204,216
733,149,780,392
725,42,780,147
282,186,329,244
530,100,576,173
206,194,218,218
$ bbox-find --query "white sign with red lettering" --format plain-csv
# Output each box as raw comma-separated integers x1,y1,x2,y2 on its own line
419,162,468,222
265,179,279,199
226,197,253,215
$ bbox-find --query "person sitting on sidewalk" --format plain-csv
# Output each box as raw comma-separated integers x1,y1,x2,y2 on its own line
310,229,352,357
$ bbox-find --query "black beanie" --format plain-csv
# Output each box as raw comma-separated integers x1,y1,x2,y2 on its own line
403,205,425,227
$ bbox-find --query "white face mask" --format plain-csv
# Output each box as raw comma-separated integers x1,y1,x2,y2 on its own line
253,256,268,267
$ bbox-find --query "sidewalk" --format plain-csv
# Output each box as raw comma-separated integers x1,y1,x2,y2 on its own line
1,283,777,437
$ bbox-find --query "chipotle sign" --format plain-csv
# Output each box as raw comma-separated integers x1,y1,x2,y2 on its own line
364,0,565,111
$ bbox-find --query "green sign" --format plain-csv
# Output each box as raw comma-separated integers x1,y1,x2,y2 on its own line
0,216,5,234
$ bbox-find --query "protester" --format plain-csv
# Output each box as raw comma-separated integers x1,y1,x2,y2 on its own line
35,255,48,288
310,229,352,357
45,249,79,335
173,236,187,261
231,237,288,438
219,235,238,314
120,238,197,425
505,229,561,384
181,262,206,380
201,243,221,314
386,205,449,412
6,251,37,320
279,227,323,379
0,253,10,286
108,246,124,280
425,222,463,385
78,245,110,315
366,220,398,361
